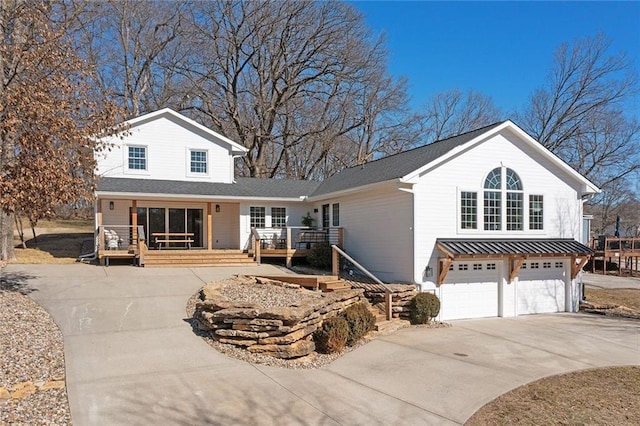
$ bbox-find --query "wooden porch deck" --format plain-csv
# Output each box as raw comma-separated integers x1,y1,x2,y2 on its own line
590,236,640,275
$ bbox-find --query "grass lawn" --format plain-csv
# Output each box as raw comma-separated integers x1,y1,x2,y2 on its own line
585,287,640,312
466,366,640,426
12,219,93,264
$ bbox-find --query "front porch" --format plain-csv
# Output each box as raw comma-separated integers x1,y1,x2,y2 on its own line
251,226,344,268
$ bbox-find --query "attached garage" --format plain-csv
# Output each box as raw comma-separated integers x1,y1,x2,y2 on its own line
439,261,500,320
435,239,593,319
517,259,567,315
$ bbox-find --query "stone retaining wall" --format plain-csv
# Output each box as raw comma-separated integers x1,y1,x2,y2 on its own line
194,278,366,359
351,283,418,320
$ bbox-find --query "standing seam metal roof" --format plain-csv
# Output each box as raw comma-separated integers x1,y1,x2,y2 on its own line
436,239,594,256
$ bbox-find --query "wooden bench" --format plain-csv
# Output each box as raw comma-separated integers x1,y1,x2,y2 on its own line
295,230,327,248
152,233,194,249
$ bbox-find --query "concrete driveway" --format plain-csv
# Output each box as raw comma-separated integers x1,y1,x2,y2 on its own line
3,264,639,425
583,271,640,290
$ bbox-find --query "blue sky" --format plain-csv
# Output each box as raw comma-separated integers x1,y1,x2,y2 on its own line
351,1,640,117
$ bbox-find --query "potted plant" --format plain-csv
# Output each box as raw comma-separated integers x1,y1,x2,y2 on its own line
301,212,315,228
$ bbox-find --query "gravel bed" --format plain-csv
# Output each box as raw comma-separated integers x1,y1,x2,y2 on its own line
216,275,321,309
0,263,71,425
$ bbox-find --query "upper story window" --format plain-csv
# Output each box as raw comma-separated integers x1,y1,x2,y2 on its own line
460,191,477,229
190,150,207,174
483,167,523,231
250,207,265,228
128,146,147,170
529,195,544,230
463,167,535,233
271,207,286,228
483,168,502,230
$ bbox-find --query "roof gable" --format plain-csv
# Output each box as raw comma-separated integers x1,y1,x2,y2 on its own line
311,120,599,198
311,122,505,197
124,108,247,156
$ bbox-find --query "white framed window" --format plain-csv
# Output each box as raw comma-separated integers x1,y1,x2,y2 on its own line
483,167,523,231
458,264,468,271
271,207,286,228
250,207,265,228
473,263,482,270
529,195,544,230
555,261,563,268
543,262,551,268
522,263,527,269
486,263,496,270
128,145,147,170
332,203,340,227
189,149,208,174
460,191,477,229
530,262,539,269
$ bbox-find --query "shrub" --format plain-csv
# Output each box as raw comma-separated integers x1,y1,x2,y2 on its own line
340,302,376,346
314,316,349,354
410,292,440,324
307,241,332,269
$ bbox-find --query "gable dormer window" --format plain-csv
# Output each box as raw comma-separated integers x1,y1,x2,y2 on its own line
128,146,147,170
190,149,207,174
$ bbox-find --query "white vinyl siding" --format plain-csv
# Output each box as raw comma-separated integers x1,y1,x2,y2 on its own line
96,115,234,183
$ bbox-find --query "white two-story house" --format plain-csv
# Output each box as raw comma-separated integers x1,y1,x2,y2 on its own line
95,108,597,320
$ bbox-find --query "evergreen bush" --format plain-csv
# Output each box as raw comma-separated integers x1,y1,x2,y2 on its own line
307,241,332,269
313,316,349,354
340,302,376,345
410,292,440,324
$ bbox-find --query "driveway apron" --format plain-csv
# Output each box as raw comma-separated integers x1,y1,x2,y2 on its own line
3,264,639,425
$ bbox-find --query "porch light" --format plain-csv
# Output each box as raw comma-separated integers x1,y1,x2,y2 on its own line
109,201,114,210
425,265,433,277
215,204,220,213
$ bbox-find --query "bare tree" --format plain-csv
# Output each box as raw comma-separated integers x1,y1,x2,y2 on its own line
0,0,123,260
516,34,639,188
422,89,502,142
78,0,189,116
182,0,411,178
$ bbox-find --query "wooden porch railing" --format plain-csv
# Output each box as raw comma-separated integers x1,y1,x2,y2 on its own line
98,225,146,266
590,236,640,275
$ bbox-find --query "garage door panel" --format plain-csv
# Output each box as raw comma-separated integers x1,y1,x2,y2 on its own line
440,262,499,320
517,260,566,315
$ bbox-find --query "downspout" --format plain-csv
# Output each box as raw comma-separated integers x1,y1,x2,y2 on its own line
77,199,99,262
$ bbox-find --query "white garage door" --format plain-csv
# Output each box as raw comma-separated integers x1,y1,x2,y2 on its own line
517,259,566,315
440,261,499,320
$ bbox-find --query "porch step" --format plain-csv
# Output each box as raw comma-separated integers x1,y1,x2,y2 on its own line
142,250,255,266
374,319,411,335
319,279,351,292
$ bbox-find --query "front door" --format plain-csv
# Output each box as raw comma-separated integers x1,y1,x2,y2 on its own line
212,203,239,248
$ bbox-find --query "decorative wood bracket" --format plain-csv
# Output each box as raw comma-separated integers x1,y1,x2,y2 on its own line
571,256,589,280
437,257,453,286
508,256,526,283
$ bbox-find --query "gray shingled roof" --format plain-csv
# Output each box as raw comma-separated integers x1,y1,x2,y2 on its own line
310,122,505,196
97,177,320,199
97,122,506,199
437,238,594,257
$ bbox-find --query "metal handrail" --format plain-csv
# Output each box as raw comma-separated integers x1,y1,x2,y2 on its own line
331,244,393,320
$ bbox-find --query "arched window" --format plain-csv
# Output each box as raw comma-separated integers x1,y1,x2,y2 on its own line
483,167,523,231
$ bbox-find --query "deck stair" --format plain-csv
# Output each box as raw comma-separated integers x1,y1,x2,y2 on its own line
143,249,255,267
256,275,351,292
